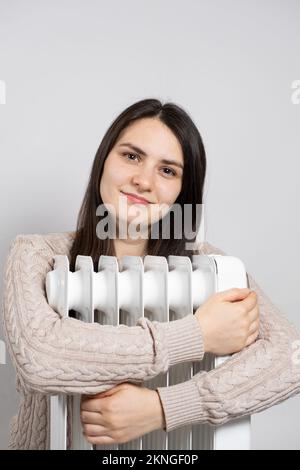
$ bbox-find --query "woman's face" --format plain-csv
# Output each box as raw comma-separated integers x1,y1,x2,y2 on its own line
100,117,184,233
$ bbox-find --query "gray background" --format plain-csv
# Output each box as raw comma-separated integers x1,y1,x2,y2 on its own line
0,0,299,450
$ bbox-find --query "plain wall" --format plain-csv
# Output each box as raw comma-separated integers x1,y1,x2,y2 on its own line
0,0,299,450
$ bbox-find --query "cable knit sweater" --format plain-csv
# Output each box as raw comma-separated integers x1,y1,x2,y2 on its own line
2,231,300,449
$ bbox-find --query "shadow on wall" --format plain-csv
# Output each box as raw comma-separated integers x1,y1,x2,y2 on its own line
0,335,20,450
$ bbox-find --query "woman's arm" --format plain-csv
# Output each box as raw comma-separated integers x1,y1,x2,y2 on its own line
1,233,204,396
157,243,300,432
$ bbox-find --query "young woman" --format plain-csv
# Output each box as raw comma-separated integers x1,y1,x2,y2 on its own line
3,99,300,449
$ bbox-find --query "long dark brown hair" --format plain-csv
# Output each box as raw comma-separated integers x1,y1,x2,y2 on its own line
69,98,207,271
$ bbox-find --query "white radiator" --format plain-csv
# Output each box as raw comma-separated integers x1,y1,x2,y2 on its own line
46,253,251,450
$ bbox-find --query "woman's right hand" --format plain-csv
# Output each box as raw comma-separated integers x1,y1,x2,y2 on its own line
195,288,259,356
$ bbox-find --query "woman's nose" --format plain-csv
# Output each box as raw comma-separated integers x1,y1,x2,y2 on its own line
132,167,154,189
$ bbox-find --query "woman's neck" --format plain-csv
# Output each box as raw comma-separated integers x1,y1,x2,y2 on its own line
113,238,148,259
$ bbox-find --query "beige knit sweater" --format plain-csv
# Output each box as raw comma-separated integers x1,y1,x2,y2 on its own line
2,232,300,449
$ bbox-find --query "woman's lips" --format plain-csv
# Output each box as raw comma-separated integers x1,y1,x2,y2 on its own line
121,192,150,205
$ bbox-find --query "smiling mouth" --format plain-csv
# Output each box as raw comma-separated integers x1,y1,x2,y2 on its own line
121,192,151,204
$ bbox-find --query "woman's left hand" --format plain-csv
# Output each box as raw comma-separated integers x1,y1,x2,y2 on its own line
80,383,166,445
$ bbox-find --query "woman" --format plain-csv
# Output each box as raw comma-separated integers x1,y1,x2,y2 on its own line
2,99,300,449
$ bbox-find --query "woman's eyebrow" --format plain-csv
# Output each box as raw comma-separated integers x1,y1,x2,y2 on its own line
118,142,184,170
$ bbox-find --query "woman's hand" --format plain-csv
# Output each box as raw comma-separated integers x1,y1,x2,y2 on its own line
195,288,260,356
80,383,165,445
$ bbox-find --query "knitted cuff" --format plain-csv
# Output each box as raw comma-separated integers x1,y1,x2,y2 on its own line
157,379,207,432
160,314,205,367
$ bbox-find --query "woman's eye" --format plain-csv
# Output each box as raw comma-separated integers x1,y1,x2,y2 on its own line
123,152,139,161
122,153,176,177
162,167,176,177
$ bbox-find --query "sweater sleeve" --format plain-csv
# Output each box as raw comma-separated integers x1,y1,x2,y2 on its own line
157,242,300,431
1,234,204,396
